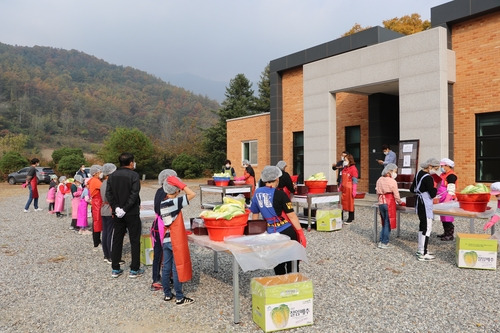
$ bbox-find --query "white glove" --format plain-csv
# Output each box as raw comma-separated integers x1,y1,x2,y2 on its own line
115,207,126,218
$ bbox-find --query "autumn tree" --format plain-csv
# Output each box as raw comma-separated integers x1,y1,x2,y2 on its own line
383,14,431,35
342,13,430,37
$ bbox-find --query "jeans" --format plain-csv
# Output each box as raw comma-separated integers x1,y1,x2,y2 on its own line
379,204,390,244
24,185,39,210
162,242,184,300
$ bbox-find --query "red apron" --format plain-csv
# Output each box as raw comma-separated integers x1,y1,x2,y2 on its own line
166,211,192,283
30,177,39,199
380,193,397,230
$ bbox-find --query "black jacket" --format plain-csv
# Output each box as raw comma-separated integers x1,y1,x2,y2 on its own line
106,167,141,216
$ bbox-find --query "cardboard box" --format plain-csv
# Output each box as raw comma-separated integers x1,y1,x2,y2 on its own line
456,233,498,270
140,234,154,266
251,273,313,332
315,209,342,231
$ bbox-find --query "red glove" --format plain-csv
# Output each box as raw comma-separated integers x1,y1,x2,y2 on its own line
484,215,499,230
167,176,186,190
295,228,307,248
22,183,28,188
399,202,406,207
352,184,357,198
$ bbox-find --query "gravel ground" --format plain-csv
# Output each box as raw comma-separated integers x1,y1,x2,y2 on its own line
1,180,499,333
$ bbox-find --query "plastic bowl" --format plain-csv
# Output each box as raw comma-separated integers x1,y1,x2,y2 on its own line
304,180,328,193
456,193,490,212
203,210,250,241
214,180,230,186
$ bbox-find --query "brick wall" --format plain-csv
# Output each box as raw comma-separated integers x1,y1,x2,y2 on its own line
336,92,369,192
226,113,270,180
282,67,304,174
453,11,500,188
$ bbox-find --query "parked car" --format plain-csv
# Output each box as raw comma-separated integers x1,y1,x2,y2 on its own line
7,167,56,185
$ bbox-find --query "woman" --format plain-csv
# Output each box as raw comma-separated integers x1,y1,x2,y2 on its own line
376,163,404,249
276,160,296,198
436,158,458,241
221,159,236,177
250,166,306,275
410,158,440,261
242,160,255,204
341,154,358,224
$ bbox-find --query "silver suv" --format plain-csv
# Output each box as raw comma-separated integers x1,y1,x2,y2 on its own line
7,167,56,185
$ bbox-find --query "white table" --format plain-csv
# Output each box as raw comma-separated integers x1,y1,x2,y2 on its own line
199,184,252,209
188,233,307,324
372,202,496,243
291,192,341,230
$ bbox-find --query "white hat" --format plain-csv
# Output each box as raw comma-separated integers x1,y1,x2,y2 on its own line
261,166,282,182
440,158,455,168
490,182,500,195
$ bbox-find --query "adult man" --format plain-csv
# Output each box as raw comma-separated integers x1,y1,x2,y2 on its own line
376,144,397,167
23,158,43,213
106,153,144,278
76,164,89,179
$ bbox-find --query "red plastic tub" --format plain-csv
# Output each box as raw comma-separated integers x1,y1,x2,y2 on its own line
304,180,328,193
214,180,230,186
456,193,490,212
203,210,250,241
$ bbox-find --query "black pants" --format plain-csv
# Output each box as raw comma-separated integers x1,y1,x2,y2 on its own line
101,215,114,259
273,225,300,275
152,232,162,282
111,214,141,271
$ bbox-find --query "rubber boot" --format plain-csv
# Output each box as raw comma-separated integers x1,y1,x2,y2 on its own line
345,211,354,224
441,223,454,241
437,222,446,238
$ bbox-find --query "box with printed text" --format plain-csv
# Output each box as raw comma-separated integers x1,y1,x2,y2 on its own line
251,273,313,332
456,233,497,270
315,209,342,231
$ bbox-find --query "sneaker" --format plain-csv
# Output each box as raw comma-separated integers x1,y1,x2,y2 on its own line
415,251,435,256
82,230,92,235
176,297,194,306
151,281,163,291
417,253,436,261
34,208,43,212
111,269,124,278
69,226,75,230
23,209,29,213
129,268,145,278
343,220,352,225
378,242,393,249
164,294,175,301
93,244,102,252
119,260,125,265
104,257,112,264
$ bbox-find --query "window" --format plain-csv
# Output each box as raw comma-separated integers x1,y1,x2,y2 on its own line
243,140,258,165
345,126,361,178
476,112,500,182
293,132,304,183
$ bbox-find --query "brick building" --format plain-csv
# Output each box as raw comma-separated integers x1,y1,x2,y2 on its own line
226,0,500,193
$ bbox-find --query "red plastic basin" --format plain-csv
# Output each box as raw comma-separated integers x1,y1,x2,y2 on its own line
456,193,490,212
304,180,327,193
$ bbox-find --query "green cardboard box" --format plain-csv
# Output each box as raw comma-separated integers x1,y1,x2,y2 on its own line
251,273,313,332
140,234,154,266
315,209,342,231
456,233,497,270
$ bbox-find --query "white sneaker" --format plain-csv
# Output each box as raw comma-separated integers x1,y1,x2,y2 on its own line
417,253,436,261
415,250,435,256
23,209,29,213
378,242,393,249
34,208,43,212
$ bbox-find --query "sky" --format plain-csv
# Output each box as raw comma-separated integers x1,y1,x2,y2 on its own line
0,0,450,101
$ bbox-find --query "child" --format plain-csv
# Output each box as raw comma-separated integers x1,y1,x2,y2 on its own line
46,175,58,214
160,174,196,306
410,158,440,261
150,169,176,291
87,165,103,250
70,175,83,230
375,163,404,249
77,179,92,235
54,176,68,218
